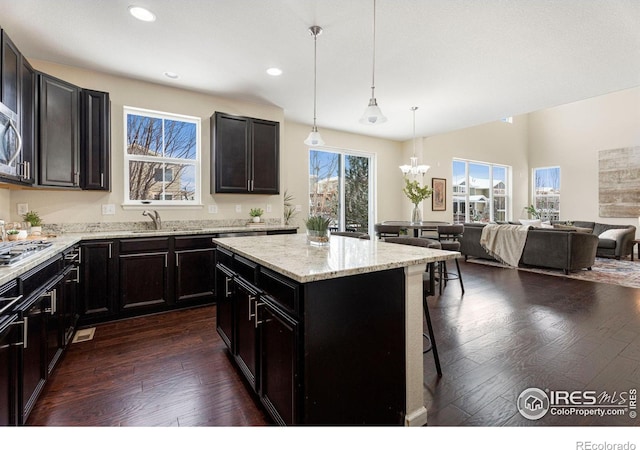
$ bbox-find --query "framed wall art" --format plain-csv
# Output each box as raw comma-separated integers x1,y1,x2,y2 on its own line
432,178,446,211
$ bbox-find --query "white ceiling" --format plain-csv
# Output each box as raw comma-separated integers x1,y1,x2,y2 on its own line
1,0,639,141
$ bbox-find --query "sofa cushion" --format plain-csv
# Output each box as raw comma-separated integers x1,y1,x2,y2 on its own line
598,228,630,240
597,238,617,249
553,224,592,233
519,219,542,227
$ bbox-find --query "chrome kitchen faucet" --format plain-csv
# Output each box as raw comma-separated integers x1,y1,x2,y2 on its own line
142,210,161,230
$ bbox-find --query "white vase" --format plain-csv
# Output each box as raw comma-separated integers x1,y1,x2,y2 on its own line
411,205,422,224
252,216,261,223
30,226,42,236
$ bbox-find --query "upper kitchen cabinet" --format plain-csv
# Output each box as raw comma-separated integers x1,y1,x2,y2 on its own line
1,29,21,114
80,89,110,190
212,112,279,194
19,57,36,184
37,73,80,188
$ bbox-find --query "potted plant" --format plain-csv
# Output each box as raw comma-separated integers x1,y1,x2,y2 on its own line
23,210,43,236
249,208,264,223
304,215,331,246
525,205,541,220
6,229,20,241
283,190,298,225
402,177,432,224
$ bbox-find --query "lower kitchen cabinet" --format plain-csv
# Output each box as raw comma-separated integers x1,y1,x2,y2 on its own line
19,293,47,423
215,249,234,349
0,314,20,426
174,235,216,305
233,276,260,390
79,240,117,324
119,240,171,313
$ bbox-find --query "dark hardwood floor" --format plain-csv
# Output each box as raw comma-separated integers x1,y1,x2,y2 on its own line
27,259,640,426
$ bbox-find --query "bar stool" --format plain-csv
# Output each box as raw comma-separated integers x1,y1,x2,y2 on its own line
436,225,465,295
384,236,443,376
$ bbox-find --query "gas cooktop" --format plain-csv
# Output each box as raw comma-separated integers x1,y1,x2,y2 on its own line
0,240,53,266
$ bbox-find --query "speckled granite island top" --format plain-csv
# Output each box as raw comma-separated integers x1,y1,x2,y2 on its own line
213,233,460,283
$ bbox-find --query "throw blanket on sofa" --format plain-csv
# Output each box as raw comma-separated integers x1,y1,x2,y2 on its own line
480,224,530,267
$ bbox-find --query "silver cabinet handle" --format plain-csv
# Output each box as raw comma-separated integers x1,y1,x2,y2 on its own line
23,316,28,349
0,295,22,315
224,277,232,297
248,295,255,321
6,119,23,166
254,301,266,328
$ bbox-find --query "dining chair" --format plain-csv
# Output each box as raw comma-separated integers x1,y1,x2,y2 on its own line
436,224,465,295
374,223,401,239
384,236,443,376
331,231,370,239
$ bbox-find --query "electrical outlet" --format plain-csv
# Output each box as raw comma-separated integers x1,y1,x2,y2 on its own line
266,204,272,213
101,204,116,215
208,205,218,214
17,203,28,215
295,204,302,212
235,204,242,213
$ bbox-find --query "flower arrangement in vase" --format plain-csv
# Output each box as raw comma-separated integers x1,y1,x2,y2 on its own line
304,215,331,246
249,208,264,223
402,177,432,223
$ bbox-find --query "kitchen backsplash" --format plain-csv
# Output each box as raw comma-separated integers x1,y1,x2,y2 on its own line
42,218,284,234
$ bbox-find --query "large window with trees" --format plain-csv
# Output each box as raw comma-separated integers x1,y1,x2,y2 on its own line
532,166,560,220
124,107,201,205
309,149,374,234
452,159,511,223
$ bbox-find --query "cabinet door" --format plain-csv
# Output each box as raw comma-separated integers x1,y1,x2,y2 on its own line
215,263,234,349
0,319,19,426
18,57,36,184
213,112,250,193
80,89,110,190
259,299,298,425
79,241,117,323
38,74,79,187
61,262,79,345
43,285,64,375
1,30,20,113
233,277,259,391
175,248,215,304
250,119,279,194
21,298,47,424
119,252,170,312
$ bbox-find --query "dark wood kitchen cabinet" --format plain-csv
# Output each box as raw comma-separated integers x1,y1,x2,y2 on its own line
79,240,117,324
38,73,80,187
174,235,216,306
0,313,20,426
215,249,234,349
212,112,279,194
1,29,21,114
119,237,172,314
80,89,110,190
18,57,36,184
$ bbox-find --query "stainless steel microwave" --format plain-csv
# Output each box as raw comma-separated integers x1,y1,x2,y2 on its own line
0,101,23,178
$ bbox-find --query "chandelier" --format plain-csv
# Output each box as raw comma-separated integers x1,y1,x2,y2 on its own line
400,107,430,176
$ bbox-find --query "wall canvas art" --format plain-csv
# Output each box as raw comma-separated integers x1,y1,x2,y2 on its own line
598,146,640,218
432,178,446,211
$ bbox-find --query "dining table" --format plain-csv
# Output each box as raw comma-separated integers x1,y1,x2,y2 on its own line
381,221,452,238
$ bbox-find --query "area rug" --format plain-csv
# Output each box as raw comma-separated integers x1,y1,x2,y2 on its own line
466,257,640,289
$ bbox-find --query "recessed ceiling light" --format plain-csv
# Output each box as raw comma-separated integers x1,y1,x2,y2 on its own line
266,67,283,76
128,5,156,22
164,71,179,79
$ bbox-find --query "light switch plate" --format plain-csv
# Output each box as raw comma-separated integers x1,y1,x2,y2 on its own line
101,204,116,215
295,204,302,212
266,204,272,213
208,205,218,214
17,203,28,215
235,204,242,213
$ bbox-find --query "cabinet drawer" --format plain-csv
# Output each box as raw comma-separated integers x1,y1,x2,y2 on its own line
119,237,170,253
19,255,64,298
216,247,233,268
234,255,258,284
258,267,299,315
175,235,216,250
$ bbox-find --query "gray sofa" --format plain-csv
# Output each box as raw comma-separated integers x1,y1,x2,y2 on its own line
460,223,599,274
549,221,636,260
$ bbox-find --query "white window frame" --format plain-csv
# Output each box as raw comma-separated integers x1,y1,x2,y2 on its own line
452,158,512,223
123,106,202,208
532,166,561,221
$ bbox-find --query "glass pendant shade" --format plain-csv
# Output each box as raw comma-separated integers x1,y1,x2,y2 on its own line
304,127,325,146
360,98,387,124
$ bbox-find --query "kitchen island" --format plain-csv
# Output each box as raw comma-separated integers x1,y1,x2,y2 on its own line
213,233,459,426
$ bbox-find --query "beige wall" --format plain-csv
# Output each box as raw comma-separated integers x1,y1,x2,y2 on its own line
403,116,530,222
528,86,640,234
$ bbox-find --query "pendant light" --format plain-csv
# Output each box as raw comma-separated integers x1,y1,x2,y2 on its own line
304,26,325,146
400,107,430,176
359,0,387,125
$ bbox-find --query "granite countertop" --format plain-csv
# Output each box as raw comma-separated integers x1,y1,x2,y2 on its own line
213,233,460,283
0,225,298,286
